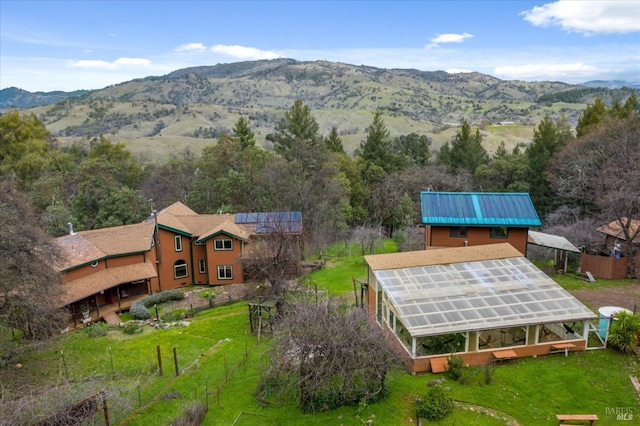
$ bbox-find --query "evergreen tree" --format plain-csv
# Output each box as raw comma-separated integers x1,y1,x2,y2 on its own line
324,126,345,154
438,120,489,174
525,115,573,216
394,133,431,167
274,99,321,164
576,98,607,137
359,110,398,173
232,116,256,149
0,109,52,188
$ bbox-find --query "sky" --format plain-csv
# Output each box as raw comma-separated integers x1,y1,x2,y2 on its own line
1,0,639,92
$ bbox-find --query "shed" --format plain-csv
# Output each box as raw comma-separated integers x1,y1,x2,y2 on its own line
527,230,581,273
420,192,541,255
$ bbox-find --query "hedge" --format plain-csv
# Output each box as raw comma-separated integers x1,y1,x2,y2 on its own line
129,289,185,320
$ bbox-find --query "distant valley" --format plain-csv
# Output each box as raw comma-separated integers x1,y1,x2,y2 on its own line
1,59,637,160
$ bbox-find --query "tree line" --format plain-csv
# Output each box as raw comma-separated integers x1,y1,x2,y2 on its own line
0,94,639,342
1,93,638,253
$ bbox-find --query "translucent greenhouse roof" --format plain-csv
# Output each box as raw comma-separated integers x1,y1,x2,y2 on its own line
370,250,596,337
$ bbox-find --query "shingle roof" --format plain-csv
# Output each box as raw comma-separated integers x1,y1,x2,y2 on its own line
54,222,155,271
420,192,541,227
365,243,522,271
197,222,250,243
597,217,640,243
60,262,157,306
154,202,302,238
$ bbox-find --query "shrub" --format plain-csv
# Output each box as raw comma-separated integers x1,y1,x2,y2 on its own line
448,354,465,382
130,289,185,320
608,310,640,354
171,401,207,426
162,310,185,322
84,322,108,337
122,322,142,335
484,363,495,385
130,301,151,320
416,386,454,421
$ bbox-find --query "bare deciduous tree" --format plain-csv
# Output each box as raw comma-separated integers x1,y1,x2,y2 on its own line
0,180,68,343
258,295,397,413
549,115,640,276
241,214,303,307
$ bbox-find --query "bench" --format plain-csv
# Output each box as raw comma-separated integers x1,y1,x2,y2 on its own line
430,357,449,373
556,414,598,425
492,349,517,362
551,343,576,357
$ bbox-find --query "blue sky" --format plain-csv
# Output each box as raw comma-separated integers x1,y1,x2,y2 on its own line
1,0,639,92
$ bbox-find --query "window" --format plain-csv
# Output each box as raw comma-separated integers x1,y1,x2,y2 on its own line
490,227,508,238
194,239,205,246
214,239,233,250
198,259,206,274
174,260,188,279
217,265,233,280
449,226,468,238
174,235,183,252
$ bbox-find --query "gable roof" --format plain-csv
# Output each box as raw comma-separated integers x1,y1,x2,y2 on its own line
597,217,640,243
197,222,250,243
366,243,596,338
420,192,541,227
54,221,155,271
153,202,302,238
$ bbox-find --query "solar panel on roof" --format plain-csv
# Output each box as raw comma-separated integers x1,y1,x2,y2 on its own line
420,192,541,226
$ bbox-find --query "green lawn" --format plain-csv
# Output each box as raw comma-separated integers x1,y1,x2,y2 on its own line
2,241,639,425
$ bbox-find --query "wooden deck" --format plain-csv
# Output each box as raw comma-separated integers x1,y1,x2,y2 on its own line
68,294,146,330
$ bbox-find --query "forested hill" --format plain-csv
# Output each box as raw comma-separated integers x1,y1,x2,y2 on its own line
2,59,637,159
0,87,90,109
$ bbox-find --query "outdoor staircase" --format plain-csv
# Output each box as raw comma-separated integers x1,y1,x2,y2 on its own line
102,311,121,325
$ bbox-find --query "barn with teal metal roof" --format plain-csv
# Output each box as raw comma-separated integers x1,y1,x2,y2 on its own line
420,192,541,254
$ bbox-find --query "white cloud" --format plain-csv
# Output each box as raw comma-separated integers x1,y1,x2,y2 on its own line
175,43,207,53
493,63,601,81
210,44,280,60
69,57,151,70
521,1,640,34
427,33,473,48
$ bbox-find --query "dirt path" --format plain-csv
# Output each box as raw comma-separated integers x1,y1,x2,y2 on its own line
569,283,640,312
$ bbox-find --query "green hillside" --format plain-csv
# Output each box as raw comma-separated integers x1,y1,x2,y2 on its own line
8,59,637,161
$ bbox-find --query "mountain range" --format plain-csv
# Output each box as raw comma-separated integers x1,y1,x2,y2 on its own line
1,59,637,160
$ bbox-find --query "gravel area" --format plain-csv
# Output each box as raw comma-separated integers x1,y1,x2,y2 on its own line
569,283,640,312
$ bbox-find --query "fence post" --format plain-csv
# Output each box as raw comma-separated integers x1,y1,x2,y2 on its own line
157,345,163,376
101,391,110,426
173,346,179,377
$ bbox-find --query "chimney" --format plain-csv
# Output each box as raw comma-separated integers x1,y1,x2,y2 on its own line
67,222,76,236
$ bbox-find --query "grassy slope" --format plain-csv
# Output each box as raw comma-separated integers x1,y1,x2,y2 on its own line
2,242,638,425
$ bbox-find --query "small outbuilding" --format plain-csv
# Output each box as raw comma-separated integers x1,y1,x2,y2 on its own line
364,243,597,374
527,230,581,273
421,192,541,255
